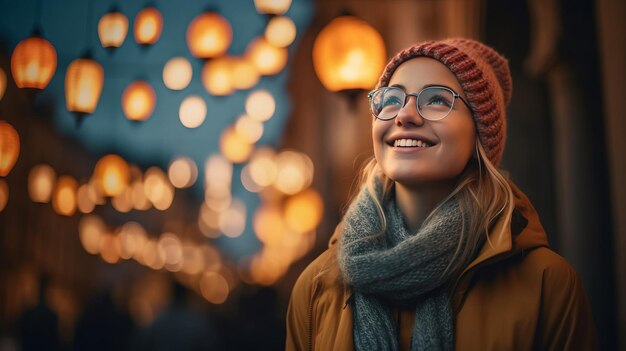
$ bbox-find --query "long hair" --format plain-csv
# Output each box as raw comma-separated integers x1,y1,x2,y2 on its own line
349,138,515,277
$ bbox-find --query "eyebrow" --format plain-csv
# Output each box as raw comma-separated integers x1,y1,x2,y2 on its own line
390,83,458,92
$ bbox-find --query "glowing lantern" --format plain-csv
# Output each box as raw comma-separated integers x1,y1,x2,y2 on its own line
245,37,287,75
0,68,6,100
11,36,57,89
28,164,56,203
253,0,292,15
168,157,198,188
0,179,8,212
93,154,130,197
284,188,324,232
245,90,275,122
134,7,163,45
0,121,19,177
179,95,207,128
52,175,78,216
186,12,232,59
122,81,156,121
202,57,234,96
231,58,259,90
98,10,129,48
313,16,386,92
265,16,296,47
65,57,104,114
163,57,192,90
220,128,253,163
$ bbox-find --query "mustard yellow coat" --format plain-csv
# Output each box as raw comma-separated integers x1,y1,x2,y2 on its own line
286,183,597,350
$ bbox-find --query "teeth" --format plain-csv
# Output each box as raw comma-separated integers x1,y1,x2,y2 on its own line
393,138,430,148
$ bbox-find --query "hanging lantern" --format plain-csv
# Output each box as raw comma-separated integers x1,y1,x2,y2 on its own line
93,154,130,197
186,12,232,59
65,57,104,114
163,57,192,90
0,68,6,100
28,164,56,203
98,10,129,48
0,120,19,177
313,16,386,92
202,57,234,96
245,37,287,76
52,175,78,216
134,7,163,45
122,81,156,121
253,0,292,15
10,35,57,89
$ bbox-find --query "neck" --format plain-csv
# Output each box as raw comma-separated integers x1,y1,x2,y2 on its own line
394,180,456,233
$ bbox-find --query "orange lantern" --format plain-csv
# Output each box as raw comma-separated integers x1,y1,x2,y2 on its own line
65,57,104,114
0,121,19,177
52,175,78,216
98,10,129,48
11,35,57,89
122,81,156,121
253,0,292,15
93,154,130,197
313,16,386,92
0,68,6,100
186,12,232,59
134,7,163,45
245,37,287,76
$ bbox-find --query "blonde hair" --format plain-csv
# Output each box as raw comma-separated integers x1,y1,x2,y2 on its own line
349,138,515,277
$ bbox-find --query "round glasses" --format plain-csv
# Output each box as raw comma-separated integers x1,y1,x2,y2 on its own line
367,86,470,121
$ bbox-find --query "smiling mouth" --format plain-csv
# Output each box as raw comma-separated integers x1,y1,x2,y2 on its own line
391,138,433,148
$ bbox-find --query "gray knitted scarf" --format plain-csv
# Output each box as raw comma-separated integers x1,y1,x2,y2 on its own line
338,180,464,351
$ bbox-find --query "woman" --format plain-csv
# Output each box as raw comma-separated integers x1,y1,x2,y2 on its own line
286,38,597,350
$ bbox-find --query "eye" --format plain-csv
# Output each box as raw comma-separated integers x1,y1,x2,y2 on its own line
383,95,403,107
426,93,452,107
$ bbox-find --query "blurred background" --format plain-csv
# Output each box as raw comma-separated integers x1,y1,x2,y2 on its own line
0,0,624,350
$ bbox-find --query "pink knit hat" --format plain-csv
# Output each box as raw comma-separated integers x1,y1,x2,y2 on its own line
377,38,512,166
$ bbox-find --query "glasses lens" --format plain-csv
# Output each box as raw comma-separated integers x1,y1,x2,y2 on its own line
371,87,405,120
417,87,455,120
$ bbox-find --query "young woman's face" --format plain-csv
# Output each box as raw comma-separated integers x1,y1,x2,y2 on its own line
372,57,476,187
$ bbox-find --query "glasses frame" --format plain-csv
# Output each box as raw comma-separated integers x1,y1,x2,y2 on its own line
367,86,471,121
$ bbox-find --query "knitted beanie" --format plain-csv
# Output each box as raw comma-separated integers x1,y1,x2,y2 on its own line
377,38,512,166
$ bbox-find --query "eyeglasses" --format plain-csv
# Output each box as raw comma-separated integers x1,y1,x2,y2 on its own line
367,86,470,121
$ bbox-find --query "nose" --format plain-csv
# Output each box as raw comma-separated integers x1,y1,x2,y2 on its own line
395,95,424,127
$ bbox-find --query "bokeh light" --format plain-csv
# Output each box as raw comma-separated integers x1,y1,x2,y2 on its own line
0,120,20,177
28,164,56,203
163,57,192,90
168,157,198,189
231,58,259,90
202,57,234,96
179,95,207,128
246,37,288,76
245,90,275,122
122,81,156,121
143,167,174,211
186,12,232,59
76,183,97,214
199,271,229,304
235,114,264,143
52,176,78,216
94,154,130,197
219,128,253,163
254,0,292,15
265,16,296,48
79,215,106,255
284,188,324,232
219,199,246,238
273,151,314,194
